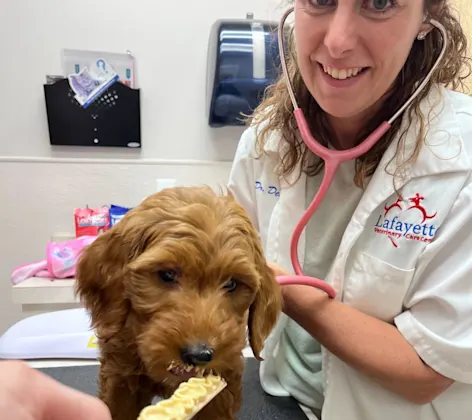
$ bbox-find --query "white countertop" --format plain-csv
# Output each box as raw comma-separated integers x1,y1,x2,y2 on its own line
12,277,78,305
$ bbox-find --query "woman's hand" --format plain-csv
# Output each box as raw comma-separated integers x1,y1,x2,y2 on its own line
268,263,328,314
268,263,291,303
0,360,112,420
267,262,452,404
268,263,288,278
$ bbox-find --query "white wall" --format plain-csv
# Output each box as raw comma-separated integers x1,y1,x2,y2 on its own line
0,0,285,333
453,0,472,92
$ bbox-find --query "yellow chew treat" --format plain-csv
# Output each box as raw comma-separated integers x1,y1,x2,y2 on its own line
137,375,227,420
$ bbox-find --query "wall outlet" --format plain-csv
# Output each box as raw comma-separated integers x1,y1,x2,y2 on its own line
156,178,177,192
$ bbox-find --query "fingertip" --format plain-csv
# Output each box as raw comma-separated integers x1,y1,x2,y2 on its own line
74,393,112,420
32,368,111,420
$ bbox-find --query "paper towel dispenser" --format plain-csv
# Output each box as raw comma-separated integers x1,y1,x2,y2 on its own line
206,13,283,127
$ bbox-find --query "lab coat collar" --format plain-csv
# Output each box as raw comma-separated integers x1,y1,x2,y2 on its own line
351,85,471,226
382,85,469,178
264,85,469,170
266,85,471,229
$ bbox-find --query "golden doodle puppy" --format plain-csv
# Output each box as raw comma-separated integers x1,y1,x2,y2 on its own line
75,186,282,420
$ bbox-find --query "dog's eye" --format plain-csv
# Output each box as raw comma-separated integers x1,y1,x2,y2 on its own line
223,278,238,292
157,270,178,284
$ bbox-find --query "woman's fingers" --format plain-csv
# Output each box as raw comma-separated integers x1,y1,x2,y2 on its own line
0,361,111,420
35,369,111,420
268,263,289,277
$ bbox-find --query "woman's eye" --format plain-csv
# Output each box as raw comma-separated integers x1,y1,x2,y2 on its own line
157,269,178,283
309,0,335,7
364,0,395,12
223,278,238,292
372,0,388,9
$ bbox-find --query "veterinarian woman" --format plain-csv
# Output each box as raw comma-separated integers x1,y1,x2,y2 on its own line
228,0,472,419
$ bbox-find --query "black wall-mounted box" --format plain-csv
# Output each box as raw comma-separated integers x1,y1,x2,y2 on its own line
43,79,141,148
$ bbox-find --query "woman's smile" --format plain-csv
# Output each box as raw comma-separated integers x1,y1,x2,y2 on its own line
316,62,371,89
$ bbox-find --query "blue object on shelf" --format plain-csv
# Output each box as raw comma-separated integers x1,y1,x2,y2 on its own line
206,13,284,127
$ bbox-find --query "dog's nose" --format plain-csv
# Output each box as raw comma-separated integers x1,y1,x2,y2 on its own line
180,342,214,366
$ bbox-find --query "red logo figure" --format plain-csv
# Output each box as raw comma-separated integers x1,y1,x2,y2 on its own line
407,193,437,223
384,196,403,216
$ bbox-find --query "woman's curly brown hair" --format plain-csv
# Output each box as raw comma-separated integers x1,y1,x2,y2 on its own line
247,0,471,188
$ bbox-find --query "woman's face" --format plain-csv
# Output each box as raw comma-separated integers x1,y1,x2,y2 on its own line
294,0,426,121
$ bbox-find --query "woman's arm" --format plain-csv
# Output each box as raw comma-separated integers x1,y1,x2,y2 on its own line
274,265,454,405
273,181,472,404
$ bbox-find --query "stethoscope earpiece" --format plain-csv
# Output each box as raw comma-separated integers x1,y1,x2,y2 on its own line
417,31,428,40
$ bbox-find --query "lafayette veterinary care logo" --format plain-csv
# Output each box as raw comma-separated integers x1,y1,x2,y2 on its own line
374,193,438,247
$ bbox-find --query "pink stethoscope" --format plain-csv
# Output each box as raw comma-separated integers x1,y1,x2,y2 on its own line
274,7,448,298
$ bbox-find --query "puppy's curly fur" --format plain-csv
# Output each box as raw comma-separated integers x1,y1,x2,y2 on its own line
75,186,282,420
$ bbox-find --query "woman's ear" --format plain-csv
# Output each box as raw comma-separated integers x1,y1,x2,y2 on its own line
248,262,283,361
418,4,443,40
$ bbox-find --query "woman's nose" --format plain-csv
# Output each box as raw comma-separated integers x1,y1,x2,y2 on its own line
323,10,359,58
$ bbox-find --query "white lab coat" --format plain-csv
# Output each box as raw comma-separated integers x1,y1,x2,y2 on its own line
228,85,472,420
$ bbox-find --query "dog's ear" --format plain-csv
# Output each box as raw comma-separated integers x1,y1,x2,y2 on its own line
221,190,283,361
75,228,131,340
248,259,283,361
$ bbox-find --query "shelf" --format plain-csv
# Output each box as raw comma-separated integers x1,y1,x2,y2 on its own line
12,277,78,305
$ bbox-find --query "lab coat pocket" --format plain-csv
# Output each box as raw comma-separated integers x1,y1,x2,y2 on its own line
343,252,415,322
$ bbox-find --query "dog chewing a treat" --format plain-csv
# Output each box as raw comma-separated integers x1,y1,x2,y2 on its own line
75,186,282,420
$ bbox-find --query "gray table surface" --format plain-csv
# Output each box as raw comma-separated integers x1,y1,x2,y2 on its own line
37,358,309,420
